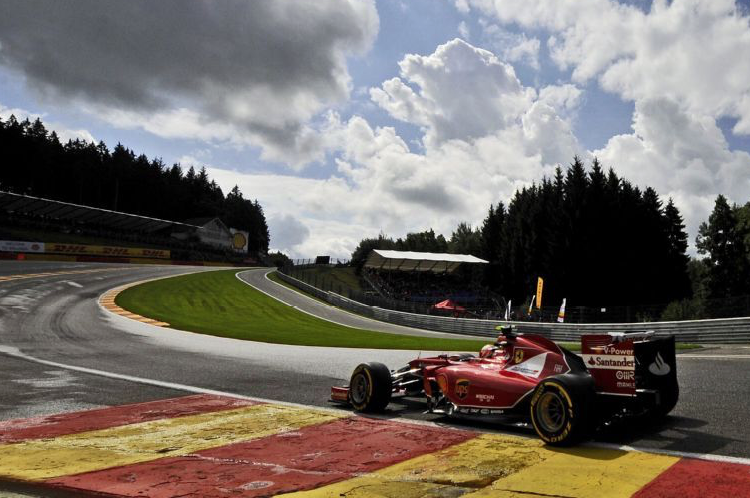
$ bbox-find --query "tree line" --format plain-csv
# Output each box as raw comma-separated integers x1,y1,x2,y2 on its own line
353,157,750,317
0,115,269,254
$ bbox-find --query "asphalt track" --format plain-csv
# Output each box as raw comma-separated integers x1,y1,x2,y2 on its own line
0,261,749,475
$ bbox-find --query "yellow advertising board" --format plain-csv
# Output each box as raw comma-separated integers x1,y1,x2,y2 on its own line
45,243,170,259
536,277,544,309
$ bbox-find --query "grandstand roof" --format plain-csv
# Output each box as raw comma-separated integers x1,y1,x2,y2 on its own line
365,249,488,273
0,191,200,233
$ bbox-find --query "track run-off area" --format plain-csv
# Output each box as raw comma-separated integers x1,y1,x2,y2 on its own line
1,261,750,497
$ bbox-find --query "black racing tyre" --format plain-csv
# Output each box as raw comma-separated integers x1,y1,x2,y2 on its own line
349,362,392,412
529,374,595,446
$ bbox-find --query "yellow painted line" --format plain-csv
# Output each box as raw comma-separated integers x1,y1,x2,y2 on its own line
0,267,129,284
466,445,678,498
99,281,173,327
283,434,678,498
0,404,343,481
282,435,550,497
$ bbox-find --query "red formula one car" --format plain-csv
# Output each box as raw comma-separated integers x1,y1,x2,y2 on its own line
331,326,678,445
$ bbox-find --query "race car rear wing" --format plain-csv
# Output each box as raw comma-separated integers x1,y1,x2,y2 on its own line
581,333,676,397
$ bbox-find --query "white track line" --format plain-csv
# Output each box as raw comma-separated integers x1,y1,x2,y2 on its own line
0,344,340,414
237,269,491,339
679,355,750,359
244,270,750,357
1,344,749,467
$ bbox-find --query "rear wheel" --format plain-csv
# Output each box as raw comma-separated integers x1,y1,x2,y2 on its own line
349,362,392,412
530,375,594,446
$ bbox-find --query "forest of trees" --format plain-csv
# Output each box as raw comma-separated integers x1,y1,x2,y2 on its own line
353,158,699,313
0,115,269,253
690,194,750,317
353,157,750,319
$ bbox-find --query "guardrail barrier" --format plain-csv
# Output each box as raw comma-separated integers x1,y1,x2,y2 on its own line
274,271,750,344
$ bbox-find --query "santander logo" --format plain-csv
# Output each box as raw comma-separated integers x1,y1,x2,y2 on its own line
648,352,671,376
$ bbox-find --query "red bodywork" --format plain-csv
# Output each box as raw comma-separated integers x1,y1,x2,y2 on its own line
332,330,677,422
411,334,571,413
331,329,678,445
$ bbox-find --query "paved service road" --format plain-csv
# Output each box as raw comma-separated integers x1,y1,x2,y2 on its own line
0,261,749,463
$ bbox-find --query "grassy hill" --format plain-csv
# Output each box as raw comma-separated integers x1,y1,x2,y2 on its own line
116,269,490,350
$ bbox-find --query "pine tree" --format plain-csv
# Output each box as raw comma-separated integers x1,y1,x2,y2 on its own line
663,199,691,300
696,195,750,300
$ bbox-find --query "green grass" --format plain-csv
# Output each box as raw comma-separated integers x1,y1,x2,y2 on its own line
116,269,492,350
294,265,364,292
116,269,700,352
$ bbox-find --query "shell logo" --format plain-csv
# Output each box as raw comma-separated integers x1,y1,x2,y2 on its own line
232,232,247,250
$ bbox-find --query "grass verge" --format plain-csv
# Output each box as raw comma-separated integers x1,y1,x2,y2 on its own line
294,265,363,292
117,269,699,352
116,269,492,350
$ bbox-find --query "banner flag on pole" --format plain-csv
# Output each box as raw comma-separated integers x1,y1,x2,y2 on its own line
527,295,535,315
536,277,544,309
504,299,512,321
557,298,567,323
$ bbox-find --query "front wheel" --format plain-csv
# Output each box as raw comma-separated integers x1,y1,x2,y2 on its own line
349,362,392,412
530,375,594,446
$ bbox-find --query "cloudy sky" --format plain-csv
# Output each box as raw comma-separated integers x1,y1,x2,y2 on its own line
2,0,750,258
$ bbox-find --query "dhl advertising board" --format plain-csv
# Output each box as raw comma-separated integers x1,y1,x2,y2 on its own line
0,241,170,259
46,243,170,259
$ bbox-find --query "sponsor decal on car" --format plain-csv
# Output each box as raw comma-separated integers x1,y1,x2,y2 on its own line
582,354,636,370
456,407,505,415
514,350,524,363
506,353,547,378
582,336,637,396
648,352,671,376
455,379,470,400
437,375,448,393
475,393,495,402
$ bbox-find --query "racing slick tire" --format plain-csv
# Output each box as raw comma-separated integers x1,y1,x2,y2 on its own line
530,374,595,446
349,362,392,413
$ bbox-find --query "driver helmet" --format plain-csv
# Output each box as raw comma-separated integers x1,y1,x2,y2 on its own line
479,344,496,358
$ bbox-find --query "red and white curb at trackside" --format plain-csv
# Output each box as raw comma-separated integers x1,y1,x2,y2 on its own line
2,344,750,469
97,268,240,328
99,280,172,327
2,348,750,498
0,393,749,498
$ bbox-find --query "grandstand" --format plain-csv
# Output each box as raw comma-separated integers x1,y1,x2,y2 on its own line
361,249,497,317
0,191,254,263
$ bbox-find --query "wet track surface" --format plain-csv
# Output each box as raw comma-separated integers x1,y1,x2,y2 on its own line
0,261,749,461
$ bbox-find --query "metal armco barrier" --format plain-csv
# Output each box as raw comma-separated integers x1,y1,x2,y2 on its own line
275,271,750,344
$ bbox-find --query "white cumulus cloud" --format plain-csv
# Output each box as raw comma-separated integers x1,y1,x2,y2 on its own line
0,0,379,168
206,39,586,258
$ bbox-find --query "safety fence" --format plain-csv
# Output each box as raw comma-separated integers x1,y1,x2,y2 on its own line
281,263,750,323
274,271,750,344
